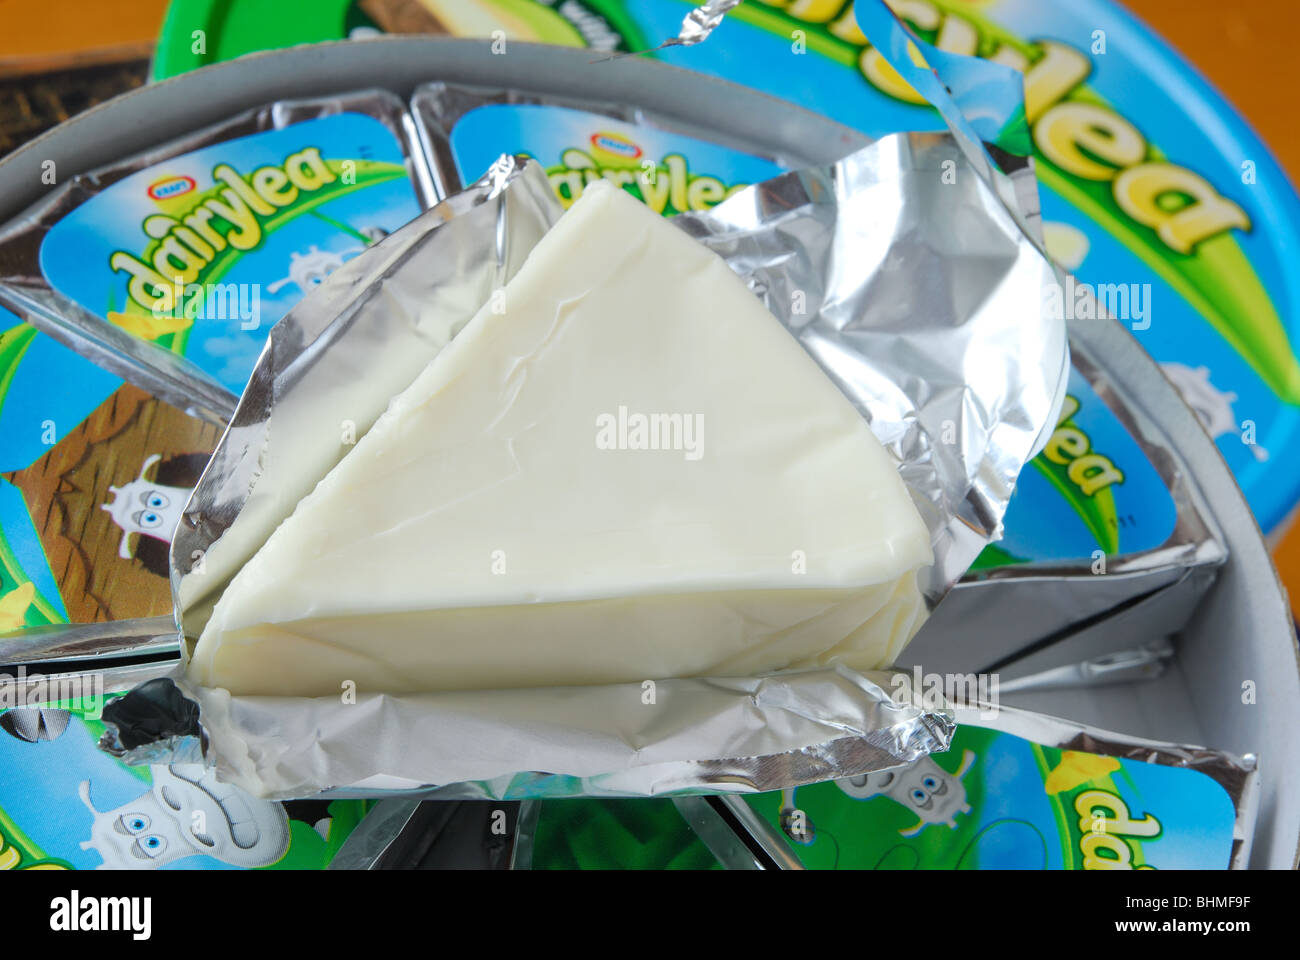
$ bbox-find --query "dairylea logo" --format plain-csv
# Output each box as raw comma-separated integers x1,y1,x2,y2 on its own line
589,132,641,160
147,175,195,201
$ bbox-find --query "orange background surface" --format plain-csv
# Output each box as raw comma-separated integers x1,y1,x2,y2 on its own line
2,0,1299,611
0,0,169,72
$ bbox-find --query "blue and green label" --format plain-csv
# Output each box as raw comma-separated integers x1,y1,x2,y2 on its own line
40,112,423,394
746,722,1237,869
445,102,784,211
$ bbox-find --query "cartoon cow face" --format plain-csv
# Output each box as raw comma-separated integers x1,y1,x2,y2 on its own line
78,763,289,869
837,751,977,838
101,454,193,559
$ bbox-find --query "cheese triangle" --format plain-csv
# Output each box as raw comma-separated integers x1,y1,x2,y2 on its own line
189,180,933,696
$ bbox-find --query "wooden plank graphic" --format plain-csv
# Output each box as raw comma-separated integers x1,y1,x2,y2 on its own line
3,383,217,622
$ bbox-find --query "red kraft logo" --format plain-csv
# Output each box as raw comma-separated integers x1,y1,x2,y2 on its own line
147,175,196,201
589,132,642,160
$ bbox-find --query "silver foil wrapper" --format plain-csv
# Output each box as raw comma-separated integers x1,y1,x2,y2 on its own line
196,666,954,801
906,331,1226,675
150,133,1063,797
675,134,1067,598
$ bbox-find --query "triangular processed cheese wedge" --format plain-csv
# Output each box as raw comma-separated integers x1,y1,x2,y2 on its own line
189,180,933,696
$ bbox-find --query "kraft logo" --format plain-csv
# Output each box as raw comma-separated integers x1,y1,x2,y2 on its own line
147,175,196,201
589,132,642,159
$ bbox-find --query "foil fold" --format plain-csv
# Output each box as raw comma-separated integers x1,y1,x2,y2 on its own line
671,1,744,47
675,132,1067,595
186,666,953,801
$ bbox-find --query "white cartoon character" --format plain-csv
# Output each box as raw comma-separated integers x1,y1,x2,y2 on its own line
267,245,362,296
835,751,977,837
1161,363,1268,462
101,454,193,560
78,763,289,869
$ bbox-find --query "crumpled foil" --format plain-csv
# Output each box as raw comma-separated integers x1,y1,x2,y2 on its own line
676,133,1067,597
602,0,740,57
134,131,1064,798
671,0,743,47
190,666,954,801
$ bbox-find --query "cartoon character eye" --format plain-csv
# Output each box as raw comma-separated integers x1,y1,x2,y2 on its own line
120,813,151,834
140,490,170,510
922,775,941,791
131,510,163,530
133,835,167,860
910,788,932,809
